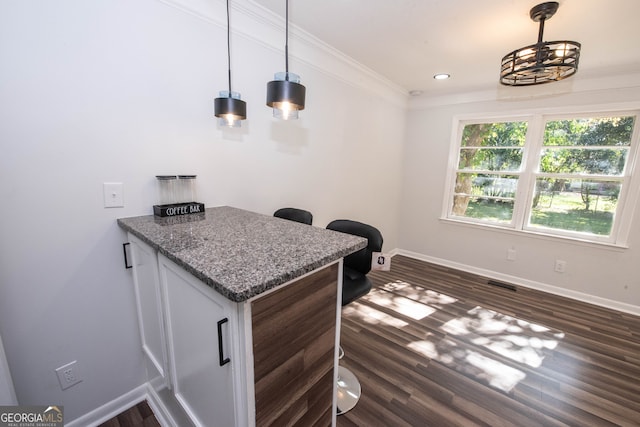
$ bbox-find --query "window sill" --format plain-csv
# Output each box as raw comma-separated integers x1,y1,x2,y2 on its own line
440,217,629,251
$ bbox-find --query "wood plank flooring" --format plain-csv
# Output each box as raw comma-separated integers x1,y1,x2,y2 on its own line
98,400,159,427
337,255,640,427
106,255,640,426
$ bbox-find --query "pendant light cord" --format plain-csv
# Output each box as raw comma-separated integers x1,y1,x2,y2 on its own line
284,0,289,80
226,0,232,94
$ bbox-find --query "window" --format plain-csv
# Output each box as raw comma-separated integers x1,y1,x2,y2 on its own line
446,112,639,245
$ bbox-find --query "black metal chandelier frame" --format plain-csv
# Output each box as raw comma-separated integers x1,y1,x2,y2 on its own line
500,2,581,86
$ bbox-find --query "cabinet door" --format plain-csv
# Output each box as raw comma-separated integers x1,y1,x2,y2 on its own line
129,234,169,383
159,255,237,427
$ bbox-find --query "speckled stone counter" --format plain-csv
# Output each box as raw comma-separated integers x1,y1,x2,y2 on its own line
117,206,366,302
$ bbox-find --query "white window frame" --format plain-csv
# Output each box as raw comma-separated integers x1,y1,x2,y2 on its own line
442,109,640,247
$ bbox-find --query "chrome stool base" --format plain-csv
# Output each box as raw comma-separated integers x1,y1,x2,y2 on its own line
336,366,361,415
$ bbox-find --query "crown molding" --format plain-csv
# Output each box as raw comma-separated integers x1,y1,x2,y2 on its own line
409,70,640,109
156,0,408,107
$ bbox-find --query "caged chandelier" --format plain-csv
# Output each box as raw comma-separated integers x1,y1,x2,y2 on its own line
500,1,580,86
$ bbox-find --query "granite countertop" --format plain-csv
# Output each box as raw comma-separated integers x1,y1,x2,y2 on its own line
117,206,367,302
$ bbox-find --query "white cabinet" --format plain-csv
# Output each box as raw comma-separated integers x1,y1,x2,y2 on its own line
127,233,338,427
128,235,246,427
159,254,239,427
129,234,169,383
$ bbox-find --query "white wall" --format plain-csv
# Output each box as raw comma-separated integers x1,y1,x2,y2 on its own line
401,84,640,313
0,333,17,405
0,0,405,422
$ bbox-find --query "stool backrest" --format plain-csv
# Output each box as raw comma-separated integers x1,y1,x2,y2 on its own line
326,219,383,275
274,208,313,225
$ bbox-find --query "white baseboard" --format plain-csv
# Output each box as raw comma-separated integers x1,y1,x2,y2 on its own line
144,385,175,427
64,383,175,427
65,384,147,427
393,249,640,317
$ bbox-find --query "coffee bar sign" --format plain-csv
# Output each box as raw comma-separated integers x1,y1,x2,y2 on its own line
153,202,205,217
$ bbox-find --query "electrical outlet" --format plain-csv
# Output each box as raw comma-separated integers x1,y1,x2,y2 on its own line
507,248,516,261
554,260,566,273
55,360,82,390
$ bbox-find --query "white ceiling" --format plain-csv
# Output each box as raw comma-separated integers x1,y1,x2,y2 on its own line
251,0,640,97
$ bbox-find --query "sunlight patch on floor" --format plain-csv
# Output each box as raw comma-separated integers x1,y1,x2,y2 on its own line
464,349,527,391
345,278,566,394
343,302,409,328
441,306,564,368
380,281,458,307
362,288,436,320
408,338,527,392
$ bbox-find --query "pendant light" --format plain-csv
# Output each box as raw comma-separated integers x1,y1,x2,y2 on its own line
266,0,306,120
500,2,581,86
214,0,246,127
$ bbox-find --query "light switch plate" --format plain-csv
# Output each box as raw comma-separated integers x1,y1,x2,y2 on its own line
103,182,124,208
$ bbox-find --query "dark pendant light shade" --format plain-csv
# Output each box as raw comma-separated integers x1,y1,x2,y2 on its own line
214,91,246,127
214,0,247,127
500,2,581,86
266,0,306,120
266,72,306,120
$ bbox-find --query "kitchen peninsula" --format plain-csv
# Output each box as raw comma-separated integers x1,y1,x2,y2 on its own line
117,206,366,427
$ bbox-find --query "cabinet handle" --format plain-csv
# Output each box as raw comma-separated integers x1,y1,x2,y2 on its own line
217,318,231,366
122,243,132,269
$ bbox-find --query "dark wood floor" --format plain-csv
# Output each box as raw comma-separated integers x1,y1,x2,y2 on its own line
98,400,160,427
337,255,640,427
107,255,640,426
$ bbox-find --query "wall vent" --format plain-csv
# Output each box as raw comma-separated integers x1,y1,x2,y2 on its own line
487,279,517,292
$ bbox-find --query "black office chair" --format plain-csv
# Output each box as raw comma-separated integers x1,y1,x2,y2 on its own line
273,207,313,225
326,219,383,415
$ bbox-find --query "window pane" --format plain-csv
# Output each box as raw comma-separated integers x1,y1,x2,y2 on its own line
461,122,528,147
452,173,517,223
544,116,634,147
539,147,628,175
529,178,620,236
452,121,526,225
453,196,515,223
458,148,523,171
